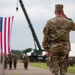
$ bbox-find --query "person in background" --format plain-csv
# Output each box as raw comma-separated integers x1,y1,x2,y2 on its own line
42,4,75,75
8,53,13,70
22,53,29,70
1,56,3,64
13,54,18,69
4,54,8,69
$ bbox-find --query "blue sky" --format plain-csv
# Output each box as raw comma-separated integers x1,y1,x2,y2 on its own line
0,0,75,56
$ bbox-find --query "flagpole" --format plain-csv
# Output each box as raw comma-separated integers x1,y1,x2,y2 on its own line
2,55,5,75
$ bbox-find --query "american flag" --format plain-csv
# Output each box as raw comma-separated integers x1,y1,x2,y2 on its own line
0,16,14,55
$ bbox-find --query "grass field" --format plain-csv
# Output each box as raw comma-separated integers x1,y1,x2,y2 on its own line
29,62,75,73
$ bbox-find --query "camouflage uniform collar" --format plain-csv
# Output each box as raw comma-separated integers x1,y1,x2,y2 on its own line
56,16,63,18
56,15,62,17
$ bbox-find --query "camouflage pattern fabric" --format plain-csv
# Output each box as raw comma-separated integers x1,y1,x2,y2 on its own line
42,16,75,75
22,54,29,69
48,51,69,75
13,54,17,62
55,4,63,12
4,55,8,69
22,55,29,63
42,16,75,51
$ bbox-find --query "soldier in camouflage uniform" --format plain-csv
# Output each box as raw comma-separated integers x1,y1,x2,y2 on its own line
13,54,17,69
4,55,8,69
42,4,75,75
8,53,13,70
22,53,29,70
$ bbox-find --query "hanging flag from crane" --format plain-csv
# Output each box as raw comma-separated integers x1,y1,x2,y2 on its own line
0,16,14,55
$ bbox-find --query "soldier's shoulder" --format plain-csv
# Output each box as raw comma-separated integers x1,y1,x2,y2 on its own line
46,17,55,24
47,17,56,23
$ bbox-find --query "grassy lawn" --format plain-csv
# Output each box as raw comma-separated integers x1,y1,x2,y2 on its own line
29,62,75,73
68,66,75,73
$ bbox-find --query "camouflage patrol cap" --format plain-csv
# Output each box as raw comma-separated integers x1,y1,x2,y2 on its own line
55,4,63,11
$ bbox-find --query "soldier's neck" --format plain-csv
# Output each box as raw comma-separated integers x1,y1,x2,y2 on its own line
55,14,63,17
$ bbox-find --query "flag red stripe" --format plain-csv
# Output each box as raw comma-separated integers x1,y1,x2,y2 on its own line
4,17,6,54
0,33,1,47
12,16,14,22
0,32,2,56
8,17,10,53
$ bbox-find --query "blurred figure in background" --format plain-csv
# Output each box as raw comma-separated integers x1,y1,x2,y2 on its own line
22,53,29,70
8,53,13,70
13,54,18,69
4,54,8,69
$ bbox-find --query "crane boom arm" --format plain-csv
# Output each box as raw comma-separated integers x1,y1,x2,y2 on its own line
19,0,42,53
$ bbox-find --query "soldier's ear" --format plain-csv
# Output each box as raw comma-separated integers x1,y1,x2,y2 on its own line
62,11,64,15
55,10,56,14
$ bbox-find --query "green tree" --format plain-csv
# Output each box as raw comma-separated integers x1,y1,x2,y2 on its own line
22,48,32,53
